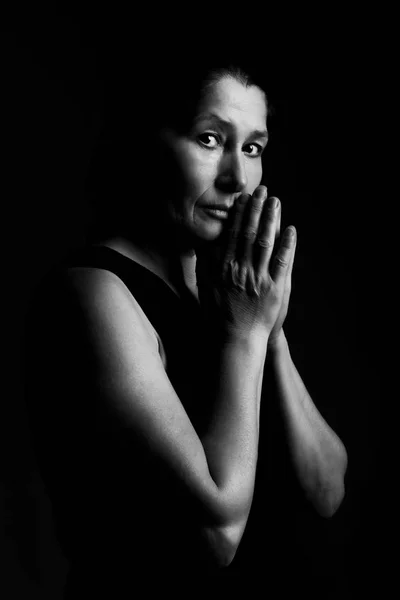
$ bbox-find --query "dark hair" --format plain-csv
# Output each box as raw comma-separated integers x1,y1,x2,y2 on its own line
84,51,270,243
149,49,270,131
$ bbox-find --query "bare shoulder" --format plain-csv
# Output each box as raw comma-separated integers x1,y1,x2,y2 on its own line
58,266,160,353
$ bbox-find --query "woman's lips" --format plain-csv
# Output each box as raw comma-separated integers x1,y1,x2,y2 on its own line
200,206,230,220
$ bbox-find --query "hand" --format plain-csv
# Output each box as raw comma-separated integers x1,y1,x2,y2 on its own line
195,186,296,344
267,201,297,348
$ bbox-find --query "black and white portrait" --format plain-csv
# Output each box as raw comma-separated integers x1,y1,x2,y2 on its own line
1,8,387,598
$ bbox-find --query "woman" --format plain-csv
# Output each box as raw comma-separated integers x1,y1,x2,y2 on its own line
24,52,348,595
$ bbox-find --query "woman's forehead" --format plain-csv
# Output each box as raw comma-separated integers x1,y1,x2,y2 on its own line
198,77,267,129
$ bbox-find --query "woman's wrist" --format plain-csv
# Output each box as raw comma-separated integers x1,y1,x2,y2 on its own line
224,329,269,356
267,328,288,357
204,319,268,349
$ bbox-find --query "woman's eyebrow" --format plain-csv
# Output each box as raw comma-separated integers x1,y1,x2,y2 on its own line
194,113,269,140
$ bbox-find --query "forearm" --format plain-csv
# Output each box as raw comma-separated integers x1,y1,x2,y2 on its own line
201,332,267,522
268,330,347,516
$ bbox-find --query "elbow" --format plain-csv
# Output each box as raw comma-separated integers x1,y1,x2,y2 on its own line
315,481,346,518
214,538,238,568
202,519,245,568
216,525,242,567
314,443,348,518
312,461,347,517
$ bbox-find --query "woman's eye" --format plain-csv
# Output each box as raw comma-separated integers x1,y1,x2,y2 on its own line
197,133,220,149
244,143,263,157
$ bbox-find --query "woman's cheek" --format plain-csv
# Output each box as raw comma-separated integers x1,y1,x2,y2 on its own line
247,159,263,191
183,149,219,190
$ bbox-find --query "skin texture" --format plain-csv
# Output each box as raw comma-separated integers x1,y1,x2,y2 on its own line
100,76,347,522
159,77,269,244
103,77,269,292
42,75,347,574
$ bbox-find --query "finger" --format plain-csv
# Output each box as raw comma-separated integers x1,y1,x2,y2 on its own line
254,196,280,276
286,229,296,282
223,193,250,264
240,186,268,262
271,226,296,285
275,200,281,242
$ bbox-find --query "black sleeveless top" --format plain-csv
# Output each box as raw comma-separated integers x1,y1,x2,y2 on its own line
24,245,308,596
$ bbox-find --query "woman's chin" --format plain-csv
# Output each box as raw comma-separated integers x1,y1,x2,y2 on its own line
180,216,226,248
191,214,225,239
195,221,225,242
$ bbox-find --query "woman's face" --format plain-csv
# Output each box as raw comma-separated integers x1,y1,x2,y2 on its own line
159,76,269,244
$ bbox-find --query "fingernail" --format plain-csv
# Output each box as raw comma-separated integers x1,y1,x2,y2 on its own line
268,196,279,209
259,186,268,199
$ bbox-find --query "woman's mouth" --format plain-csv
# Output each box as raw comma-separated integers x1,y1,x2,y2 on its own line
200,207,230,220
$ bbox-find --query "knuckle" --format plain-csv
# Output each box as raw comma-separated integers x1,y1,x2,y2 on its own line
242,228,257,241
238,261,249,277
255,237,273,250
254,273,263,289
251,199,263,212
275,256,289,269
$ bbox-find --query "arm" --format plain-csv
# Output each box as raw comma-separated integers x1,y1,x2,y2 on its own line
199,332,268,564
267,330,348,517
53,189,293,568
61,267,266,568
192,189,296,557
262,199,347,517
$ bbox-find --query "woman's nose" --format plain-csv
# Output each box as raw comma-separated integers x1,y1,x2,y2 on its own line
215,149,247,193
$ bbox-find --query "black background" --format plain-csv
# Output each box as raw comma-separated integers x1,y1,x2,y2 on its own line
1,7,390,598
